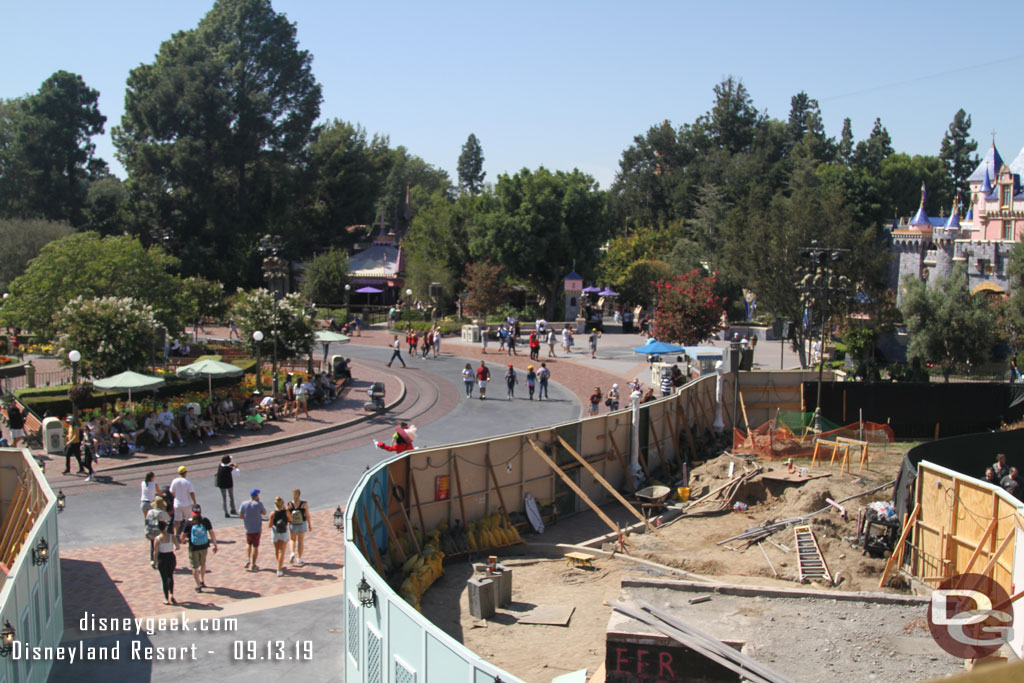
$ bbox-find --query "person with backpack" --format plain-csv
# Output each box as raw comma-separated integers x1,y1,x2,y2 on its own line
537,363,551,399
505,364,518,399
287,489,311,566
179,504,217,592
145,497,171,562
151,520,180,605
214,455,238,518
525,365,537,400
588,386,603,416
268,496,291,577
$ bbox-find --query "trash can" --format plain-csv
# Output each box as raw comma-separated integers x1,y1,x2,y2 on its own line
42,417,65,455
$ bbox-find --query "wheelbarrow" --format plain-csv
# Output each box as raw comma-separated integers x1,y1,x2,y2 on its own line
363,381,386,412
635,485,672,515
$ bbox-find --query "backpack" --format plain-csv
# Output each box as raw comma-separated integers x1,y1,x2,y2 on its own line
189,521,209,546
289,502,305,525
274,511,288,533
145,513,161,539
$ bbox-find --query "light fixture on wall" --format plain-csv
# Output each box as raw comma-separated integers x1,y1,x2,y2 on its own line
333,506,344,533
32,538,49,566
0,621,14,657
357,577,376,608
56,490,66,514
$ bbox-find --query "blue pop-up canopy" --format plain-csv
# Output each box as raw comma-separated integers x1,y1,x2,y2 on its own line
632,340,685,355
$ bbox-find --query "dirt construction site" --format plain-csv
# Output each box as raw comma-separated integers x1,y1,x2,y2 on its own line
420,443,969,683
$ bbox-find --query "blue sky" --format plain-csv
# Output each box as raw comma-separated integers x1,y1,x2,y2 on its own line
3,1,1023,191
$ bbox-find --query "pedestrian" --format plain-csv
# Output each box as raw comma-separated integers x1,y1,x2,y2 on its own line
992,454,1010,481
216,455,239,518
589,329,600,358
179,504,217,592
433,326,441,357
239,489,267,572
481,325,490,354
506,330,518,356
588,386,603,416
227,318,239,339
528,331,540,361
295,377,311,419
660,371,674,397
353,314,362,336
538,363,551,399
62,417,85,475
608,383,620,411
5,403,25,448
630,378,642,394
151,520,179,605
288,489,311,566
169,465,197,537
145,497,171,562
269,496,290,577
476,360,491,399
375,421,416,453
525,365,537,399
497,325,507,352
1001,467,1021,499
547,328,557,357
140,471,161,520
562,327,571,354
462,363,475,398
505,364,517,399
387,335,407,368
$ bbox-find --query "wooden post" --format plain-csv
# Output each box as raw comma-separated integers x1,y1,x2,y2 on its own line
527,438,625,539
352,513,385,575
408,470,427,535
978,530,1015,579
485,453,514,531
372,492,407,563
878,502,920,588
556,434,660,536
452,453,468,526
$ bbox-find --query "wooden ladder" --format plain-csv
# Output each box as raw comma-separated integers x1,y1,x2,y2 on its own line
794,524,831,584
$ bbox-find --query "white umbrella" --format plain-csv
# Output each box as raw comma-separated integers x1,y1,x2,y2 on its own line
93,370,165,403
175,359,244,398
315,330,351,367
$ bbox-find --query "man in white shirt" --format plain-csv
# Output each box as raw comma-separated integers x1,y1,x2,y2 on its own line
169,465,197,536
157,403,184,446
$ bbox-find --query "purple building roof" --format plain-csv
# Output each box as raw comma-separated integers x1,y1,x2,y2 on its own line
969,143,1004,182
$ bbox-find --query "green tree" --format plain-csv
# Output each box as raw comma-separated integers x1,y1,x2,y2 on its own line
113,0,322,287
178,276,228,331
0,71,107,225
83,175,128,235
837,118,854,167
300,120,392,251
879,153,953,218
457,133,486,195
617,259,674,307
376,147,452,235
229,289,316,360
700,76,763,155
610,119,694,227
403,191,478,310
299,248,349,305
652,270,724,345
596,223,684,291
900,264,994,381
939,109,979,201
1,232,183,337
1001,241,1024,351
462,261,508,320
853,117,893,173
56,296,157,377
470,167,609,319
0,218,74,294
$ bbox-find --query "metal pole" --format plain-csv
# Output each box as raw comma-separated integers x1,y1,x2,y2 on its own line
71,361,79,424
815,261,829,433
272,291,279,394
255,342,262,393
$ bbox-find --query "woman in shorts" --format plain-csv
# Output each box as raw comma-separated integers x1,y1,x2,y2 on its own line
268,496,291,577
287,488,311,566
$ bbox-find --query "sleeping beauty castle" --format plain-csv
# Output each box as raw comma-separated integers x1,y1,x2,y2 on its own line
889,141,1024,303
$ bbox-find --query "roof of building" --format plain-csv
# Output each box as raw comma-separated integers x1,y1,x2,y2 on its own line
981,169,993,195
1011,145,1024,177
969,144,1004,182
348,243,402,279
909,206,931,226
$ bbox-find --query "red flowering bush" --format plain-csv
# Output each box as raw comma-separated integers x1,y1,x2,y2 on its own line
653,270,724,345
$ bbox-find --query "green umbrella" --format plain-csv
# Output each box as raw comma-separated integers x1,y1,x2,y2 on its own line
175,359,244,398
315,329,351,368
93,370,166,403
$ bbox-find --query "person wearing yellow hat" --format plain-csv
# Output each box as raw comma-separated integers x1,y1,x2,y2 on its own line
525,365,537,400
169,465,197,537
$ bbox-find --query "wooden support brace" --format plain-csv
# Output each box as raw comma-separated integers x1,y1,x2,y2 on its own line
878,502,920,589
485,452,514,531
408,471,427,535
360,504,387,573
372,492,406,564
978,530,1015,579
452,454,469,525
606,431,635,493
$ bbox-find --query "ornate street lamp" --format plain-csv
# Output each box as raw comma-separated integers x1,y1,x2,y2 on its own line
357,577,376,608
0,621,14,657
56,490,66,514
68,349,82,424
252,331,264,393
333,506,345,533
32,538,49,566
258,235,288,394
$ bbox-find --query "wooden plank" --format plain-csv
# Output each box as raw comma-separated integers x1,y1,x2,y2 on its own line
351,514,385,575
360,504,387,573
978,530,1015,579
408,469,427,535
371,492,407,564
391,483,422,555
879,502,920,588
556,434,660,536
527,438,623,538
760,471,831,483
485,452,514,531
739,390,751,432
452,452,469,525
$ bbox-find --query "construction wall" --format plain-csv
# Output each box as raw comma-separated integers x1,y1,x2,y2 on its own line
735,370,824,428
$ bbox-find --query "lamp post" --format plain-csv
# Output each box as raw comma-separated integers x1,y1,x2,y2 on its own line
68,349,81,424
252,331,264,393
259,234,288,394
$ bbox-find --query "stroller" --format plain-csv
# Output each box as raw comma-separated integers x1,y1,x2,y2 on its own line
364,382,386,411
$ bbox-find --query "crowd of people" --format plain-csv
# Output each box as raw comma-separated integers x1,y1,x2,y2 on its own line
985,453,1022,500
143,463,314,604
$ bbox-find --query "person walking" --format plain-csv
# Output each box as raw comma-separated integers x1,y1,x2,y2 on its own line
528,331,540,361
660,371,674,397
62,417,86,475
588,386,603,416
505,364,518,399
145,497,171,563
525,365,537,400
151,521,180,605
462,363,475,398
506,331,518,356
481,325,490,354
140,471,161,520
562,327,571,355
387,335,407,368
476,360,491,400
269,496,290,577
295,377,311,419
407,329,418,356
432,326,441,357
287,489,311,566
169,465,197,537
179,504,217,592
546,328,557,357
215,455,238,518
497,324,507,352
538,363,551,399
589,329,600,359
608,384,621,411
5,403,25,447
239,489,267,572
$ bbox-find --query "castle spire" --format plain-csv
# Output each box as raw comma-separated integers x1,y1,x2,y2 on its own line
909,182,930,226
944,195,961,229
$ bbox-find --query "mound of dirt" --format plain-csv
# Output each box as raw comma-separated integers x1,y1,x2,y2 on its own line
688,453,760,497
776,478,835,516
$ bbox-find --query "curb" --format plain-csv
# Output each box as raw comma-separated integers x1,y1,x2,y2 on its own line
83,378,408,474
620,577,929,606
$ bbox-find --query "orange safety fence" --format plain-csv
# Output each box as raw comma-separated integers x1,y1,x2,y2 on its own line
732,420,894,460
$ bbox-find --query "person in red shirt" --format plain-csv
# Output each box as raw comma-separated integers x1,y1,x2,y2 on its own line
475,360,491,400
528,331,540,361
375,421,416,453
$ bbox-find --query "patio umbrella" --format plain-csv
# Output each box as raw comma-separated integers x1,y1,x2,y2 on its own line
632,340,685,356
93,370,165,403
581,286,601,293
355,286,383,294
315,330,351,365
175,359,244,398
598,288,619,297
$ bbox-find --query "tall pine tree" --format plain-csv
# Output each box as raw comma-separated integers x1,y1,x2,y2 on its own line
939,109,979,202
457,133,486,195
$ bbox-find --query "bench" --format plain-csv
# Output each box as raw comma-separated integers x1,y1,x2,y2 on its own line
564,551,596,569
